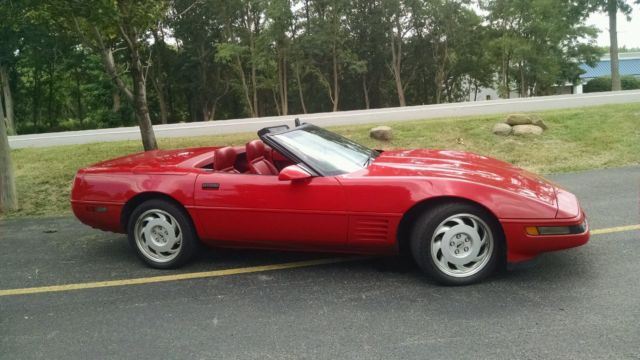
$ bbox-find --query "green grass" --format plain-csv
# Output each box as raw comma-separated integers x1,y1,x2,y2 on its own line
4,103,640,219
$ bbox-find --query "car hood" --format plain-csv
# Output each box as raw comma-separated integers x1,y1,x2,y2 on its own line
366,149,557,205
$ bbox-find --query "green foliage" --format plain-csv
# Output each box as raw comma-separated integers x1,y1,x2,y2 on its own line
482,0,601,97
584,76,640,92
623,76,640,89
584,77,612,92
0,0,610,135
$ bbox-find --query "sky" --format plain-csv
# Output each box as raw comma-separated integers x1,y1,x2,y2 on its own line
586,5,640,48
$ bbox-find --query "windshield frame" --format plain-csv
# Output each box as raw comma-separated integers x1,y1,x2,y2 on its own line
259,124,378,177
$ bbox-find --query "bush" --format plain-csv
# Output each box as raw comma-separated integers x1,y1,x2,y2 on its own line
584,76,640,93
622,76,640,90
584,77,611,93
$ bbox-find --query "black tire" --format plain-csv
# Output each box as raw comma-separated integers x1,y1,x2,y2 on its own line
410,201,504,286
127,199,199,269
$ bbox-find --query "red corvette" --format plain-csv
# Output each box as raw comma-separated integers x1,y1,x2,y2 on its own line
71,123,589,285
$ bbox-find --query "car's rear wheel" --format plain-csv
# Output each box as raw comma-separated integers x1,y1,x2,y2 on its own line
127,199,198,269
410,202,503,285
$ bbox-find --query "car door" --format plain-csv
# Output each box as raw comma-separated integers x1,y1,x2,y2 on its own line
191,172,348,248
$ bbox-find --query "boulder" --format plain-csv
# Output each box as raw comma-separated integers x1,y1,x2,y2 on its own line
370,126,393,141
492,123,512,136
505,114,533,126
530,115,548,130
513,124,544,136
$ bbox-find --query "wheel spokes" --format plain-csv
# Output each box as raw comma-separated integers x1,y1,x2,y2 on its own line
134,209,183,263
430,213,494,278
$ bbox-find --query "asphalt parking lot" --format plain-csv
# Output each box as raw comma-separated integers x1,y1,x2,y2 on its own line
1,167,639,360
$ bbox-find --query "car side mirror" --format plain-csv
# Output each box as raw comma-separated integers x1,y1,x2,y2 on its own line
278,165,312,182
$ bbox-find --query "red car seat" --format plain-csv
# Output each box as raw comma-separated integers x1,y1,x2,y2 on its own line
246,140,278,175
213,147,240,173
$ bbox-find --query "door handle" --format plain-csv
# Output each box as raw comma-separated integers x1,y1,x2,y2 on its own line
202,183,220,190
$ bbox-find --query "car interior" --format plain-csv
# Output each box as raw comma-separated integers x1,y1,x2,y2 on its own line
208,139,294,175
200,123,303,175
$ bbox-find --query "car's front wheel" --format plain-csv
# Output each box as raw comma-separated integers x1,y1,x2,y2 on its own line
410,202,503,285
127,199,198,269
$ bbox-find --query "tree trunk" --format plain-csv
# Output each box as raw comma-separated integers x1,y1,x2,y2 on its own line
332,42,339,112
0,64,15,135
98,43,134,103
520,61,526,97
500,52,511,99
283,57,288,115
116,7,158,151
434,40,449,104
112,90,121,113
362,74,370,109
0,94,17,211
390,23,406,107
473,80,479,101
202,104,210,122
295,65,307,114
47,61,55,128
209,104,216,122
251,64,258,116
197,44,209,122
152,29,169,124
273,89,281,116
130,47,158,151
499,40,511,99
278,49,288,116
304,0,310,32
32,66,41,129
236,55,255,117
75,70,84,123
608,0,621,91
393,65,406,106
153,77,168,124
435,61,444,104
249,25,259,117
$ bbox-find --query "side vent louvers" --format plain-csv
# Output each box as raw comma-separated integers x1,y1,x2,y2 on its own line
353,218,389,242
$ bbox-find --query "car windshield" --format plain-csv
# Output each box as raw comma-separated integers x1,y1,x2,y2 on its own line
270,125,379,176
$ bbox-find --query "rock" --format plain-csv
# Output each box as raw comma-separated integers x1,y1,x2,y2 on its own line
513,124,544,136
492,123,512,136
530,115,548,130
370,126,393,141
505,114,533,126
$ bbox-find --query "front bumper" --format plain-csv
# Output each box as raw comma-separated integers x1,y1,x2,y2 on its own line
502,209,590,263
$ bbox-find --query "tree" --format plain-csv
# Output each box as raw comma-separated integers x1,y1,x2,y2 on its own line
305,0,364,112
216,0,268,118
0,0,25,135
384,0,412,107
588,0,639,91
483,0,599,97
64,0,163,150
266,0,294,115
348,0,387,109
1,0,608,134
0,93,17,211
171,0,230,122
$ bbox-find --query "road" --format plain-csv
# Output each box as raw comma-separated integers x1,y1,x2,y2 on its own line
1,166,639,359
9,90,640,149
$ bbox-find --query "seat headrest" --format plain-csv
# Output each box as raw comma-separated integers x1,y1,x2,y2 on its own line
246,140,266,162
213,147,237,172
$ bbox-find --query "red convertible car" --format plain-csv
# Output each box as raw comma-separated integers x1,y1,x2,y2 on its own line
71,123,589,285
